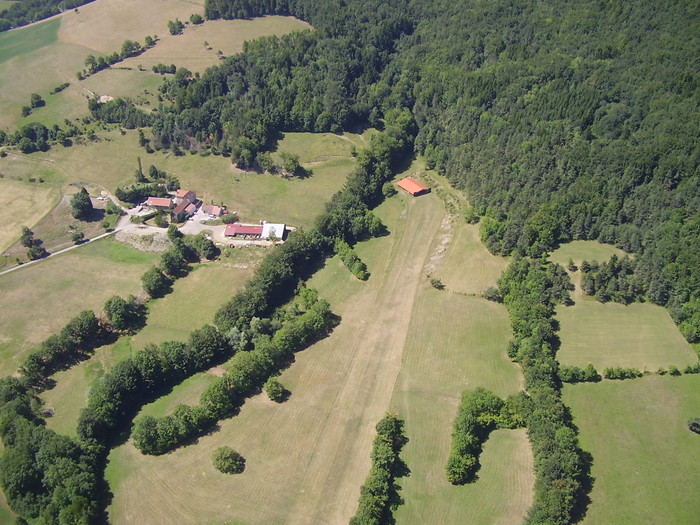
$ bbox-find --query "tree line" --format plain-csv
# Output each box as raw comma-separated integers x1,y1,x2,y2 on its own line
498,257,590,525
350,414,408,525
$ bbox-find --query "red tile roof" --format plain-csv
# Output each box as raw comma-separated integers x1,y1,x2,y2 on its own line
225,223,263,236
145,197,173,208
396,177,430,196
173,201,188,215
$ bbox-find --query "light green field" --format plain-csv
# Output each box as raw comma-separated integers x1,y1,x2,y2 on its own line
0,17,59,65
42,253,259,436
0,238,157,376
557,300,698,370
549,240,627,267
563,375,700,524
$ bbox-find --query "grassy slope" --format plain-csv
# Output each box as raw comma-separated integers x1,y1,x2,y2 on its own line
42,251,259,436
105,164,533,525
563,375,700,524
0,238,156,376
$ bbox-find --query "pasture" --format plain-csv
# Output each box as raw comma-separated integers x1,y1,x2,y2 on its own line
42,252,260,436
563,375,700,524
105,165,448,524
121,16,311,74
103,164,532,524
556,300,698,371
0,238,157,377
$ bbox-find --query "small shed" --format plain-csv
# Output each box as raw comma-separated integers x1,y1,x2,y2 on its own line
396,177,430,197
262,223,285,240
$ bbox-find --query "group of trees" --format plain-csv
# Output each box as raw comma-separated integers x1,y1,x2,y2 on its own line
133,294,333,455
498,257,589,524
580,255,644,305
445,388,523,485
350,414,408,525
334,238,369,280
20,310,101,387
1,120,79,153
19,225,48,260
0,378,100,523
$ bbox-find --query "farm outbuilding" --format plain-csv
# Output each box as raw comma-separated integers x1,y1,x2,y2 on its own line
145,197,173,210
225,223,264,238
262,223,286,240
396,177,430,196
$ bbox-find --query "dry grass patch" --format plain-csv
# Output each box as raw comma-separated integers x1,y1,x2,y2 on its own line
121,16,311,74
0,173,61,254
432,222,509,295
563,375,700,524
0,238,157,376
557,300,698,371
57,0,205,54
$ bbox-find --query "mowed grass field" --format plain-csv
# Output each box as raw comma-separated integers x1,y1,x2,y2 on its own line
563,375,700,524
556,300,698,370
549,240,627,267
0,238,157,377
42,251,260,437
104,166,532,524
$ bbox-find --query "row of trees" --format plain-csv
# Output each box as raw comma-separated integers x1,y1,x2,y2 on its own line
445,388,522,484
133,294,333,454
19,310,101,387
497,257,590,525
78,36,156,79
350,414,408,525
335,238,369,280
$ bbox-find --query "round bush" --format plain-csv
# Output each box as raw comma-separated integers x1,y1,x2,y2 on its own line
212,446,245,474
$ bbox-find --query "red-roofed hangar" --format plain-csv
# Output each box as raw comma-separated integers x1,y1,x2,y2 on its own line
396,177,430,196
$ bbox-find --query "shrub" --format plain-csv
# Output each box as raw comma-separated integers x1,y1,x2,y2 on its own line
688,418,700,434
668,365,681,376
603,366,643,380
430,277,445,290
212,447,245,474
264,377,288,402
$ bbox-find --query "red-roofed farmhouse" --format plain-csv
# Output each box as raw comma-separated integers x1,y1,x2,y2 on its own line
396,177,430,196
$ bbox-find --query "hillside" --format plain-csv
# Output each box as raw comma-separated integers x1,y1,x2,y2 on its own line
0,0,698,524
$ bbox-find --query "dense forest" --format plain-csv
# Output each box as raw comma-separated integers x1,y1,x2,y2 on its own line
0,0,95,31
157,0,698,340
